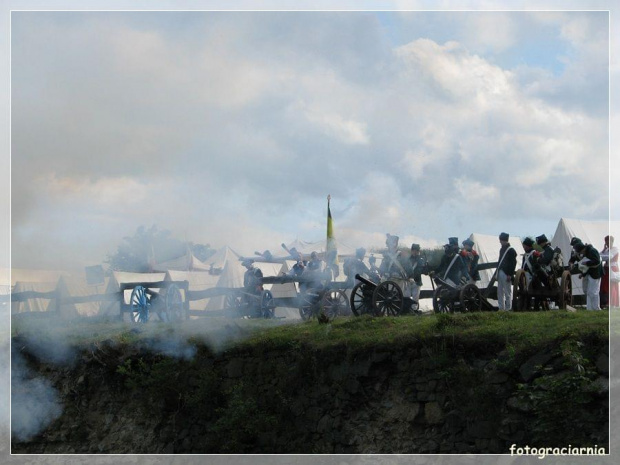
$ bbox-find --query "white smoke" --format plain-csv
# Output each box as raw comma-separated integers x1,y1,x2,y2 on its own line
11,352,62,442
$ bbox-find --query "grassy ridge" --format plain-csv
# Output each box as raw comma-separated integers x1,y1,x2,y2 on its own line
11,310,610,356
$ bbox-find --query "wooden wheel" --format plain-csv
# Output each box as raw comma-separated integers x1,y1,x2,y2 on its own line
260,290,276,319
432,285,453,314
512,270,529,311
350,283,372,317
459,284,482,313
298,292,315,320
130,285,151,323
372,280,403,316
224,292,244,317
558,270,573,309
163,283,186,322
321,289,349,319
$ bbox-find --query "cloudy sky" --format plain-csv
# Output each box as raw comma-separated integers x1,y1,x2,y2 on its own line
9,8,612,270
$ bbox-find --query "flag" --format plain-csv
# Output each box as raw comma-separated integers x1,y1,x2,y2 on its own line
326,195,339,278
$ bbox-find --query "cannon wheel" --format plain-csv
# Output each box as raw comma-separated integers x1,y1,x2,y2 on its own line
513,270,529,311
163,283,186,322
298,292,315,321
224,292,244,317
372,281,403,316
260,290,276,318
432,285,453,314
321,289,349,319
130,285,150,323
350,283,372,317
459,284,482,312
558,270,573,309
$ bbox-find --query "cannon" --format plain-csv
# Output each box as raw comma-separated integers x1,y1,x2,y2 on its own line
223,288,276,319
431,276,494,313
349,274,419,317
512,268,572,310
297,286,350,321
126,282,189,323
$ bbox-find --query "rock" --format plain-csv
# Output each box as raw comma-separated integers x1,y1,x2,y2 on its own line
486,372,509,384
226,358,244,378
507,396,533,412
424,402,444,424
593,376,609,395
467,420,496,439
596,353,609,374
519,350,555,381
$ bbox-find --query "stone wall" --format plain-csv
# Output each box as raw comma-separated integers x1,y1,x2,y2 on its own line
12,336,609,454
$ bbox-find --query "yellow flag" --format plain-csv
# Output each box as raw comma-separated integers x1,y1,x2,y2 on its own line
326,195,339,277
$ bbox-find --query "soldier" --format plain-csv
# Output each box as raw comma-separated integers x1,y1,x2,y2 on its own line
434,237,470,287
304,251,325,291
242,259,263,295
497,232,517,311
574,242,603,310
343,248,372,287
379,234,410,296
535,234,555,286
460,239,480,283
407,243,426,306
521,237,537,286
568,237,588,298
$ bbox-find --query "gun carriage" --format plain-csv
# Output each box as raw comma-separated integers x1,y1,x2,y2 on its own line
512,267,572,310
122,281,189,323
349,273,424,317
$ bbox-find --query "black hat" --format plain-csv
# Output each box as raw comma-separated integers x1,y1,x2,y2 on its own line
522,237,534,247
536,234,548,245
499,232,509,241
574,242,586,252
448,237,458,246
356,247,366,258
462,239,474,247
241,258,254,267
411,243,420,251
386,234,399,247
570,237,583,247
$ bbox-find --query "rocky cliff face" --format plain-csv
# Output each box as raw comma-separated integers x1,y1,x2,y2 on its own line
11,333,609,454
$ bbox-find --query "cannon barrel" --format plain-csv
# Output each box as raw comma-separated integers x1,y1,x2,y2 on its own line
355,274,378,288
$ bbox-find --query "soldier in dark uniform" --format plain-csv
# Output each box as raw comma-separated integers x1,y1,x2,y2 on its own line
497,232,517,310
534,234,556,288
434,237,470,287
242,259,263,295
460,238,480,283
521,237,537,286
574,242,603,310
304,251,325,291
406,243,426,306
343,248,372,287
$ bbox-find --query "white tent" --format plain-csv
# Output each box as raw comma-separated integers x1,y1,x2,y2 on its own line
203,246,242,273
164,270,220,311
8,269,72,314
468,233,526,289
551,218,620,295
151,251,211,272
54,275,110,317
99,271,166,317
205,259,246,312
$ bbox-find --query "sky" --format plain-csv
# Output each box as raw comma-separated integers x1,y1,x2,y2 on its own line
8,8,612,271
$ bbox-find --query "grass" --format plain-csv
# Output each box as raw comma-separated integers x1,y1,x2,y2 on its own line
10,310,610,357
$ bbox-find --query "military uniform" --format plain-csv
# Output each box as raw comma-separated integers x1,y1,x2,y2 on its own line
436,238,470,287
521,237,536,286
497,233,517,310
243,264,264,295
460,239,480,283
406,245,426,304
379,234,411,298
575,243,603,310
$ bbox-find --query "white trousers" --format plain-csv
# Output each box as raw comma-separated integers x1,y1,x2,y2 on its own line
497,270,513,310
586,275,601,310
